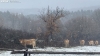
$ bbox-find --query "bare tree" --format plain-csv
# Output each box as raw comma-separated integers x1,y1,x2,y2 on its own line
40,7,64,46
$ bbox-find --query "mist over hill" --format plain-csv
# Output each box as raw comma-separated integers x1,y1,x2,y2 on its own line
0,8,40,15
70,6,100,11
0,5,100,15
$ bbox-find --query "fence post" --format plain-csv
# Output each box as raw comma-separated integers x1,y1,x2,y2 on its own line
24,49,28,56
29,53,30,56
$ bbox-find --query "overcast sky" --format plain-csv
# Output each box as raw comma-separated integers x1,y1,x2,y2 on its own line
0,0,100,10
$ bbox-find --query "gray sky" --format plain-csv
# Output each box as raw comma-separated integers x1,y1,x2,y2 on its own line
0,0,100,10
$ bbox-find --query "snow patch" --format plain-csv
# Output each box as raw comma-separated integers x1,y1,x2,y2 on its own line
0,46,100,56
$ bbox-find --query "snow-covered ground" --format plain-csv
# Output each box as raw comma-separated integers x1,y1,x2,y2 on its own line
1,45,100,56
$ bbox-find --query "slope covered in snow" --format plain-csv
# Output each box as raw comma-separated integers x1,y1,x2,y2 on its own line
1,45,100,56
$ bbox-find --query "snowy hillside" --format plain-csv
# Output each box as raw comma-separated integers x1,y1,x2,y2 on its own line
1,46,100,56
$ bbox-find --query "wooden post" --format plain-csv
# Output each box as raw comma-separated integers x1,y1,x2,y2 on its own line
29,53,30,56
24,49,30,56
24,49,28,56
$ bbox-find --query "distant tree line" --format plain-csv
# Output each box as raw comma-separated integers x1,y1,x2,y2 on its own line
0,8,100,48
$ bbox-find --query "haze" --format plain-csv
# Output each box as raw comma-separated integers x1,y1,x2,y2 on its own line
0,0,100,10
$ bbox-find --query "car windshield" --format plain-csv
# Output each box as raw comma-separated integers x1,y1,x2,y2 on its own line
0,0,100,56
